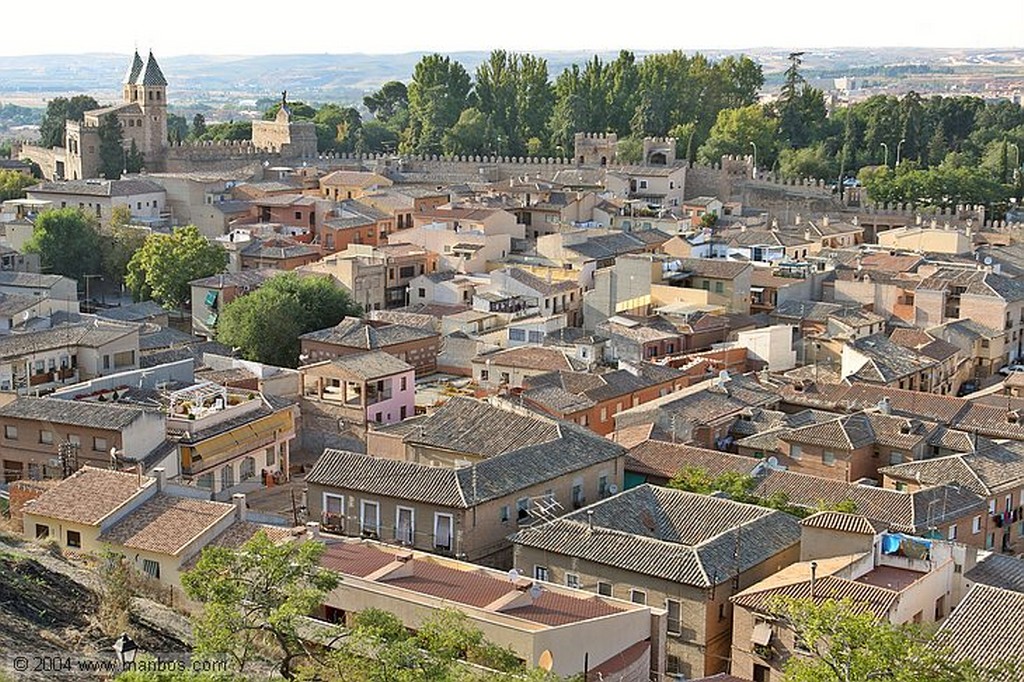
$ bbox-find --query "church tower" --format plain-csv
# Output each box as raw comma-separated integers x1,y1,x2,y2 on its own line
123,50,144,103
131,51,168,159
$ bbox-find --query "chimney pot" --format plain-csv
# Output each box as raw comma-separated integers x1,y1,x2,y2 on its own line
232,493,247,522
153,467,166,492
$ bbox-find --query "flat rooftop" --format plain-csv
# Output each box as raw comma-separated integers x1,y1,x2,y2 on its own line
855,565,926,592
319,539,632,628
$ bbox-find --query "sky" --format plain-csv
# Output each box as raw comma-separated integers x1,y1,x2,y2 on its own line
2,0,1022,56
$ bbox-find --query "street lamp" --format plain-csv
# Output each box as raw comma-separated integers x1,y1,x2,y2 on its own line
896,138,906,166
880,142,889,168
113,632,138,668
749,141,757,179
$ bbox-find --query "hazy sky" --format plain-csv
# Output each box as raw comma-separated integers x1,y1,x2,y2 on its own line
2,0,1022,55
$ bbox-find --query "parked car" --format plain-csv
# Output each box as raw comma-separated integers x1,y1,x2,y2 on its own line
957,381,978,397
999,364,1024,376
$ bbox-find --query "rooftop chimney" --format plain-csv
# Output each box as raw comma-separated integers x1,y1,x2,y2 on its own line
153,467,166,492
232,493,247,522
587,509,595,531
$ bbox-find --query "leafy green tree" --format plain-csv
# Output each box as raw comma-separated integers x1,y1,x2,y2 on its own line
779,143,837,181
363,80,409,124
356,120,400,154
403,54,473,155
97,114,126,179
0,169,37,201
125,225,228,308
167,113,189,144
313,104,361,153
216,272,362,367
442,107,494,157
615,136,643,164
191,113,207,140
262,100,317,121
38,94,99,148
548,64,591,155
769,596,1008,682
698,104,778,167
197,121,252,142
100,221,147,287
24,208,102,283
776,52,826,149
182,532,339,679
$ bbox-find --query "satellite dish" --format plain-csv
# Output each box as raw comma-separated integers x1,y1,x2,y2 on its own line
984,256,993,266
718,370,731,382
607,484,619,495
530,583,544,599
767,456,779,467
537,650,554,672
507,568,520,583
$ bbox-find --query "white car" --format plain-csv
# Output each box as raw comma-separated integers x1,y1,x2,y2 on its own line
1000,364,1024,376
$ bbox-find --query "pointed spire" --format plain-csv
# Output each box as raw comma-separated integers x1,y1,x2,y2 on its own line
124,50,144,85
135,50,167,86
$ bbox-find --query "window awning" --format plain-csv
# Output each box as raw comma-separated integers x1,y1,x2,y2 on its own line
752,622,772,646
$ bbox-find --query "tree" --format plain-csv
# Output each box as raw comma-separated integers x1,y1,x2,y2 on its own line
125,225,228,308
197,121,252,142
313,104,361,154
403,54,473,155
263,100,317,121
363,81,409,124
779,143,837,181
776,52,826,149
356,120,399,154
216,272,362,367
442,108,494,157
769,596,1008,682
698,104,778,167
167,113,189,144
100,220,147,287
0,169,37,201
38,94,99,148
24,208,102,283
191,113,207,140
182,532,339,679
97,114,126,179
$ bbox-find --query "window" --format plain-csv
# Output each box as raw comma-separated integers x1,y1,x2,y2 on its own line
396,507,414,545
39,430,53,445
35,524,49,539
666,599,682,635
417,287,426,298
972,515,982,534
889,451,904,465
508,328,526,342
266,446,276,467
516,497,530,523
566,573,580,589
295,211,302,220
718,603,726,621
400,376,407,391
360,500,380,537
988,499,996,515
667,656,683,675
4,425,16,440
323,493,344,530
434,513,453,551
630,589,647,605
597,581,612,597
196,472,214,490
480,369,490,382
598,475,609,497
572,482,585,509
790,444,802,460
948,524,957,541
714,281,724,294
600,407,608,422
638,180,648,189
822,451,836,467
500,505,510,523
986,532,995,549
142,559,161,580
93,437,107,452
66,530,81,548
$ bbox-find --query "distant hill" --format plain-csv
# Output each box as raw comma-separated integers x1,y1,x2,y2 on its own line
0,48,1021,108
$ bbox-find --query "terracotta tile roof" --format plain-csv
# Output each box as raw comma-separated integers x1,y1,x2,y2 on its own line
25,466,153,526
504,589,621,626
300,317,437,348
625,441,759,480
180,521,295,571
800,511,886,535
732,574,899,618
98,494,235,556
319,541,399,578
879,441,1024,496
937,584,1024,675
964,553,1024,593
472,346,579,372
510,485,800,587
380,559,514,608
320,170,392,189
752,470,985,533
